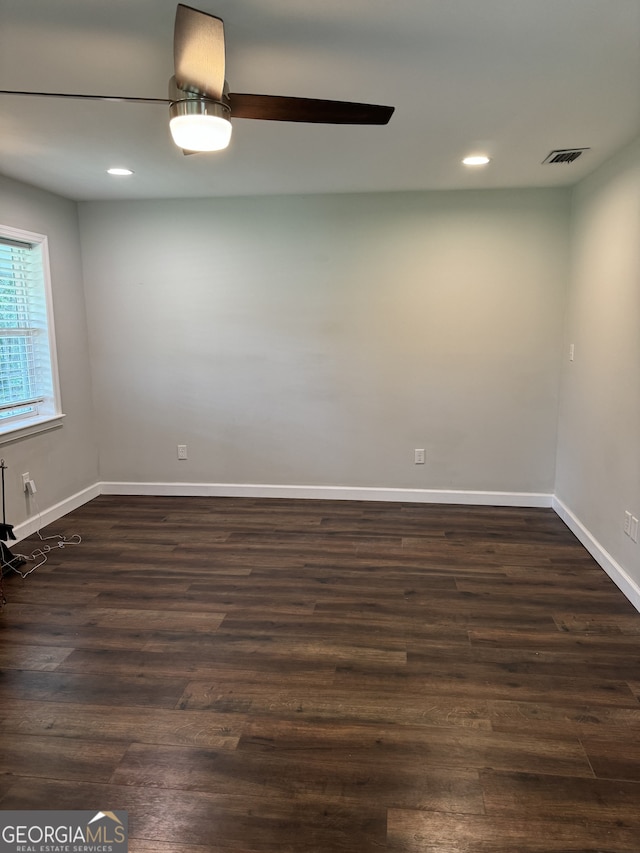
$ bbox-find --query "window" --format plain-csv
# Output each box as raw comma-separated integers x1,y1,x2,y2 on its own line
0,225,63,442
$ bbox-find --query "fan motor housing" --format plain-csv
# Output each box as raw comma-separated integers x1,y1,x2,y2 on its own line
169,97,230,122
168,75,229,111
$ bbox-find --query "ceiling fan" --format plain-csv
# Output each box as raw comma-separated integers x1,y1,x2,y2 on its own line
0,3,394,154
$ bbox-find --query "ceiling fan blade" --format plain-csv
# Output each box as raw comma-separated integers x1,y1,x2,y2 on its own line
174,3,225,100
228,93,394,125
0,89,170,105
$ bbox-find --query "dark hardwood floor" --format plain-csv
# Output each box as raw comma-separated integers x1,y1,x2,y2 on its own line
1,495,639,852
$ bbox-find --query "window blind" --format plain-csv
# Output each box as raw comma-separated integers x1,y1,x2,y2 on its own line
0,236,50,421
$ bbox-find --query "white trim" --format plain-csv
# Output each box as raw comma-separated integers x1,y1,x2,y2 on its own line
100,480,553,507
11,481,101,543
39,233,64,419
0,413,65,445
553,496,640,614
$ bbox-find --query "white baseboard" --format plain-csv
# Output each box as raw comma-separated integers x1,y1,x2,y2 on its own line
553,496,640,614
100,480,553,507
12,482,101,543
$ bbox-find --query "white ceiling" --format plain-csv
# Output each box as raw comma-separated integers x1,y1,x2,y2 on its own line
1,0,639,201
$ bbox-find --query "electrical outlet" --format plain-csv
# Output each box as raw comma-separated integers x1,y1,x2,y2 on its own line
569,343,575,361
414,448,425,465
177,444,188,460
22,472,30,492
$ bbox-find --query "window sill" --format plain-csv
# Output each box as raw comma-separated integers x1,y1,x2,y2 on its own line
0,413,65,446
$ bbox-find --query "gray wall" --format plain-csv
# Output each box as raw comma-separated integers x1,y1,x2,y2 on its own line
78,189,569,494
4,148,638,598
557,137,640,586
0,175,98,525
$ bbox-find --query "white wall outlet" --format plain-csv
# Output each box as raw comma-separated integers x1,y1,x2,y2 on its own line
624,510,632,535
569,343,575,361
177,444,188,460
631,516,639,544
414,448,425,464
22,472,30,491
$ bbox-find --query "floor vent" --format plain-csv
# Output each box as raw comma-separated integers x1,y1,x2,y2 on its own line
543,148,590,164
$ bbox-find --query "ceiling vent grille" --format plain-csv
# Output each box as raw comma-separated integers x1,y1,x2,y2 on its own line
543,148,590,164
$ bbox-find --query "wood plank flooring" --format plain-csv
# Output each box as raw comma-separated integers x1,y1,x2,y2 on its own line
1,495,639,852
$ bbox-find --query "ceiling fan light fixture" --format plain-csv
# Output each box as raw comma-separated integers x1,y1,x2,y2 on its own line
169,98,232,151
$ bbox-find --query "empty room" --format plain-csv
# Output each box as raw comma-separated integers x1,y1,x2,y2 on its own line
0,1,639,851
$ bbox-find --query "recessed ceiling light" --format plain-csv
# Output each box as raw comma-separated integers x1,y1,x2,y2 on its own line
107,167,134,176
462,155,491,167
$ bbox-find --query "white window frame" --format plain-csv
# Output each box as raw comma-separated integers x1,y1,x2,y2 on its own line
0,224,64,444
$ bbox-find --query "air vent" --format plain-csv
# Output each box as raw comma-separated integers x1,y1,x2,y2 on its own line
543,148,590,164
